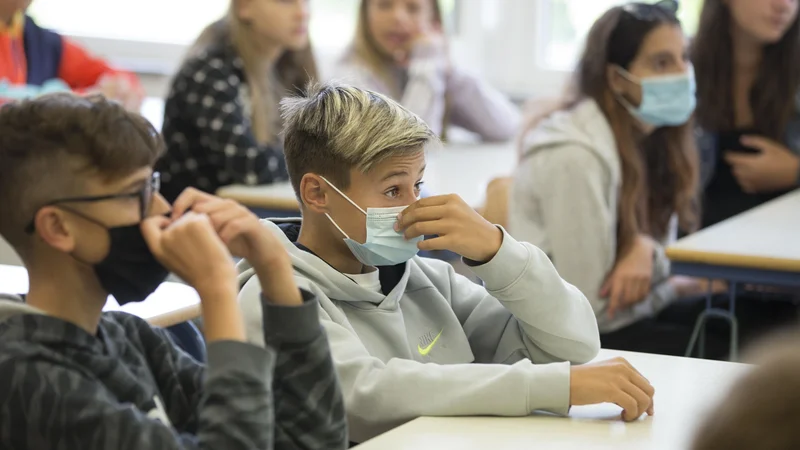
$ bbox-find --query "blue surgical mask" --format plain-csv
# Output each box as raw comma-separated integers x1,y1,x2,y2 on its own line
321,176,422,267
615,66,696,127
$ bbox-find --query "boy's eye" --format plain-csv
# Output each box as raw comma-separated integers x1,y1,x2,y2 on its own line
414,181,424,195
385,187,399,199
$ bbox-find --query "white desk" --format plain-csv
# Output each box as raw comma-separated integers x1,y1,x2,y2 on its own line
0,265,201,328
217,142,517,211
667,189,800,280
355,349,750,450
666,189,800,359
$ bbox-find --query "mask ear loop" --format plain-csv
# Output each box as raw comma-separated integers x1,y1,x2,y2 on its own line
614,65,641,84
319,176,367,240
612,65,643,114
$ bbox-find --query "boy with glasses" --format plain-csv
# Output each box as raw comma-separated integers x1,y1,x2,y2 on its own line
0,93,347,449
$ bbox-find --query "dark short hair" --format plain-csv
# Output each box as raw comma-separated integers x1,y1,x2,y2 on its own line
0,93,164,257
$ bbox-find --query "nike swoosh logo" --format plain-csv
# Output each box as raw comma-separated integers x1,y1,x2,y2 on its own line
417,329,444,356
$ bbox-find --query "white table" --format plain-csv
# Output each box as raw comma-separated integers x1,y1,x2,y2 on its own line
666,189,800,359
667,189,800,281
217,142,517,211
0,264,201,328
354,349,750,450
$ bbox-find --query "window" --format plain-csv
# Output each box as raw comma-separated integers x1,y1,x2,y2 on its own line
28,0,229,45
537,0,703,71
28,0,459,73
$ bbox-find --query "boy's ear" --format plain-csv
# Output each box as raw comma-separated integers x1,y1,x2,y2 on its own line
34,207,78,253
299,174,329,214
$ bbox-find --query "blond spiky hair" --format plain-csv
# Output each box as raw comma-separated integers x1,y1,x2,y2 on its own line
280,81,438,200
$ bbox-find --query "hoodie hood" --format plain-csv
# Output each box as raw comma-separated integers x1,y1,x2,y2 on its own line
520,98,620,183
237,219,413,311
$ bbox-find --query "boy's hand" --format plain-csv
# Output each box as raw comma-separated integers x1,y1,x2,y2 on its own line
172,188,302,306
142,212,245,342
141,212,236,296
396,194,503,263
173,189,278,265
570,357,655,421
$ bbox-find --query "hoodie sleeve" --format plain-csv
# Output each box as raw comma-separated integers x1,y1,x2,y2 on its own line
242,277,585,443
455,226,601,366
513,144,678,332
447,68,521,142
318,311,575,442
261,292,349,450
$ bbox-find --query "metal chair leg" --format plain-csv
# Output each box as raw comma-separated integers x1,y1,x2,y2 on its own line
685,310,708,358
728,282,739,361
684,280,739,361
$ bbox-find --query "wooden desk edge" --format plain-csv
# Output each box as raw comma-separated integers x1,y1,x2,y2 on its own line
217,191,300,211
666,247,800,272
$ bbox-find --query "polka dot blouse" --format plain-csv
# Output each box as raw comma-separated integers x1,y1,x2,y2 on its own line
157,43,289,202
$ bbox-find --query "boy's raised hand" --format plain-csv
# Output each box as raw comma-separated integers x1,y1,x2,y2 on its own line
141,212,245,343
172,188,302,306
396,194,503,263
141,212,236,295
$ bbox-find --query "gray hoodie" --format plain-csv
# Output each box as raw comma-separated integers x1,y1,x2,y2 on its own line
238,219,600,443
509,99,678,334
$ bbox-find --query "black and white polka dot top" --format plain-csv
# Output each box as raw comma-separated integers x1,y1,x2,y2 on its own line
157,43,289,202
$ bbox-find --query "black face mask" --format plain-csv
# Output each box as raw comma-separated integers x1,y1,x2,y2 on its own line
25,172,168,304
93,223,170,305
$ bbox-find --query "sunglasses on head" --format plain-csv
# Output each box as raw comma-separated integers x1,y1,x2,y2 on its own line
25,172,161,234
622,0,679,20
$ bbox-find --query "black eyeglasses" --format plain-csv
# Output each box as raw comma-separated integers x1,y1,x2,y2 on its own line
623,0,679,20
25,172,161,234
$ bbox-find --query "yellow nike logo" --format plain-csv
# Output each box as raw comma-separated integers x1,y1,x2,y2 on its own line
417,329,443,356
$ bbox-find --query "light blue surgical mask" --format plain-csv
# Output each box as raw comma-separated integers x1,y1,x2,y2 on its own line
615,65,696,127
321,176,422,267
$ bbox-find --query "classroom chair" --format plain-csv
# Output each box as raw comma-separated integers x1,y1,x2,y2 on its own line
166,321,207,362
479,176,512,230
